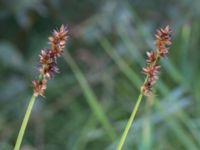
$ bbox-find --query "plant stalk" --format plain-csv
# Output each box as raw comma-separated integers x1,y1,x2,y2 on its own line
14,94,36,150
117,94,143,150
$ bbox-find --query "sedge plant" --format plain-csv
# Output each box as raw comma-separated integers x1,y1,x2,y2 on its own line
14,25,68,150
117,26,172,150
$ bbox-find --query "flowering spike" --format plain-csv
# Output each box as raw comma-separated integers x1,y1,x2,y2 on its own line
32,25,68,97
141,26,172,96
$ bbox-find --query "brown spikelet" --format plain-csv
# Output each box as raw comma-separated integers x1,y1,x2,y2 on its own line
155,25,172,57
146,51,158,64
48,25,68,58
143,65,160,77
39,49,53,64
39,62,59,79
32,79,47,97
141,25,172,96
32,25,68,97
141,82,152,96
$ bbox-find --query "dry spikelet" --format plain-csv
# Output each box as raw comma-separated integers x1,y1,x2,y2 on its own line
155,25,172,57
32,79,47,97
48,25,68,58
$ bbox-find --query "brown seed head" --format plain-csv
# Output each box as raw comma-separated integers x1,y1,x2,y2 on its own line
141,25,172,96
32,25,68,97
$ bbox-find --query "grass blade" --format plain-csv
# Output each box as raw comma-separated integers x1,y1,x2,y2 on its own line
63,50,116,141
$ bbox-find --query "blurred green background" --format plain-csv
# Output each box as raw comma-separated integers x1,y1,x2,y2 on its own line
1,0,200,149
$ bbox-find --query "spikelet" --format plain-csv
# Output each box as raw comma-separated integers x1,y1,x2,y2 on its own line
155,25,172,57
32,79,47,97
48,25,68,58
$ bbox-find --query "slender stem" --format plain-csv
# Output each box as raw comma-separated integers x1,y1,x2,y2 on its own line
117,53,160,149
117,94,143,150
14,94,36,150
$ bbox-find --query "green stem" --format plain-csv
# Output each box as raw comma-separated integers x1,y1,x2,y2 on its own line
14,94,36,150
117,94,143,150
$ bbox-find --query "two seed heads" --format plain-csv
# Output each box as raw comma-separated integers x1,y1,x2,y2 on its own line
32,25,171,97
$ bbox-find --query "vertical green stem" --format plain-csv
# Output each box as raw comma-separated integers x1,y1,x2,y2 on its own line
117,94,143,150
117,52,159,150
14,94,36,150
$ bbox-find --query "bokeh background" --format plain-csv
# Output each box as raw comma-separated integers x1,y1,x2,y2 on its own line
1,0,200,149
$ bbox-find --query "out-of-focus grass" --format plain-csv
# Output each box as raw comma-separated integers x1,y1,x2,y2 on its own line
1,0,200,149
99,36,199,150
63,50,116,141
